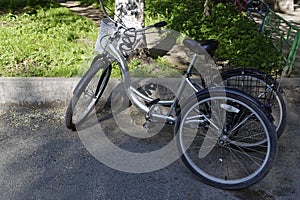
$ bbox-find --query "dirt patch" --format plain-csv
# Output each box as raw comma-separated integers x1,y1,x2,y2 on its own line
58,0,104,25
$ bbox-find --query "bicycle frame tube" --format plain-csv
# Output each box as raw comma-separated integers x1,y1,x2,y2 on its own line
107,43,150,113
130,87,174,106
166,54,199,116
106,39,200,123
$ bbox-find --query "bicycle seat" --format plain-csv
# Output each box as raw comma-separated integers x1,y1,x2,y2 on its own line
183,39,219,56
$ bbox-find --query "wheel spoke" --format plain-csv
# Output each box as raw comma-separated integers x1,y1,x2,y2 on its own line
84,89,95,98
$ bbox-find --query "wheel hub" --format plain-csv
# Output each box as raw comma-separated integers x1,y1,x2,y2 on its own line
218,135,229,146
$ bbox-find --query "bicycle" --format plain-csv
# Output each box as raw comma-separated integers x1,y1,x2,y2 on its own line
65,0,277,189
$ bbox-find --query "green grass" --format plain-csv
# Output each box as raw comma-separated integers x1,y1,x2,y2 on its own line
0,4,98,77
0,0,283,77
129,57,182,78
0,0,180,78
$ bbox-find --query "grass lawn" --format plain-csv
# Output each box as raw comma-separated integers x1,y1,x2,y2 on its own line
0,1,99,77
0,0,283,77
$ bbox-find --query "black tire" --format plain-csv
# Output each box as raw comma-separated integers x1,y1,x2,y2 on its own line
221,68,287,137
65,54,112,131
175,87,277,189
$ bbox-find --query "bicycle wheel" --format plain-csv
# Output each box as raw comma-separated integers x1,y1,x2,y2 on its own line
175,87,277,189
221,68,287,137
65,54,112,131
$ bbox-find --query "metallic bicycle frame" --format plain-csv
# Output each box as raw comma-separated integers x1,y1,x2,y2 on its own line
106,43,200,124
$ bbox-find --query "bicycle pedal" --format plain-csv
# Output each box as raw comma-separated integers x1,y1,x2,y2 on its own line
143,121,151,129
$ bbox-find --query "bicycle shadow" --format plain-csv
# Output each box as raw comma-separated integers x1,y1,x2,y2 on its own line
75,80,166,127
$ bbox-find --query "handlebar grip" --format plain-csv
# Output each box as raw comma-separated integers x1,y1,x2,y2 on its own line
154,21,167,28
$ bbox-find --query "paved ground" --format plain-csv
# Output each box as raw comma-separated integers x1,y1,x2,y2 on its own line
276,3,300,27
0,99,299,199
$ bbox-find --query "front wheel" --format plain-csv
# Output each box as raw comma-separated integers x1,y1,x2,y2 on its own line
175,88,277,189
65,54,112,131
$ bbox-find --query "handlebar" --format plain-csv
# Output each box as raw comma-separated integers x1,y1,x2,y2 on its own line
132,21,167,33
118,21,167,54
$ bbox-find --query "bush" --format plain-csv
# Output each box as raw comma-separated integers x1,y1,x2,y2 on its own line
145,1,283,73
0,0,58,13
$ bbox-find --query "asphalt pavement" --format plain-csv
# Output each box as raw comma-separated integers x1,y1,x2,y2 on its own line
0,93,299,199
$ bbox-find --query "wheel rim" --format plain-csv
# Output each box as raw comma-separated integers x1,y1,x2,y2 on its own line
72,67,110,125
179,96,272,185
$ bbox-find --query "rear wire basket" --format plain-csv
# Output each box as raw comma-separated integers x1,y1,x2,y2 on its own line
223,74,278,109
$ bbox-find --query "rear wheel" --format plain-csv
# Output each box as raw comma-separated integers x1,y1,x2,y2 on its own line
175,88,277,189
65,54,112,131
